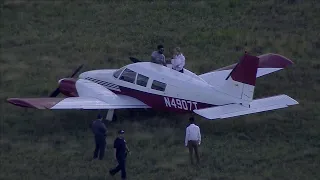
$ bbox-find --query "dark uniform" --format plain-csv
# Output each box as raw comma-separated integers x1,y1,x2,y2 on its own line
91,117,107,160
151,44,167,66
109,130,129,180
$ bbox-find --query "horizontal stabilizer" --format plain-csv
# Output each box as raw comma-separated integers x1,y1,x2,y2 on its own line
193,95,298,120
200,53,294,87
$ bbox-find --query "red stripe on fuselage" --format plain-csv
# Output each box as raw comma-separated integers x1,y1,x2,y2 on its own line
112,86,215,113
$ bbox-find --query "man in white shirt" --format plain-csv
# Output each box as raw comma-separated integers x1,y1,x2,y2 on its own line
185,117,201,164
171,47,185,73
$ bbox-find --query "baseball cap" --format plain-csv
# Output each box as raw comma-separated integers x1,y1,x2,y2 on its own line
118,130,125,134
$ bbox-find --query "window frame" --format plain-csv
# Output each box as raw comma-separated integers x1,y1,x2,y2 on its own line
119,68,137,84
151,80,167,92
113,67,125,79
136,73,149,87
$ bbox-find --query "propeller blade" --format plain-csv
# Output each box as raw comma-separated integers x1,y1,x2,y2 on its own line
69,64,84,78
129,57,142,63
49,87,60,97
49,64,84,97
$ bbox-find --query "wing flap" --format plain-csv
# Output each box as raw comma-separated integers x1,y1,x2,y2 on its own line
193,94,298,120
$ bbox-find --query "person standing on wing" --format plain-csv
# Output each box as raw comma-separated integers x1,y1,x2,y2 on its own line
151,44,167,66
171,47,185,73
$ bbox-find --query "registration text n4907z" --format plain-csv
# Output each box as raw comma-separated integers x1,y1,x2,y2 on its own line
164,97,198,111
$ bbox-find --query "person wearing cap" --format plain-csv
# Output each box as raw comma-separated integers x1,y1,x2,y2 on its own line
185,117,201,164
151,44,167,66
109,130,130,180
91,114,107,160
171,47,185,73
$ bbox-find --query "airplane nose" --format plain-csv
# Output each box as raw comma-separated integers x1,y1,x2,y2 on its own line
58,78,79,97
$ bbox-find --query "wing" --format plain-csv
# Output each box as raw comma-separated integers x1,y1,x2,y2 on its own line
193,94,298,120
7,96,150,109
199,53,294,87
7,78,150,110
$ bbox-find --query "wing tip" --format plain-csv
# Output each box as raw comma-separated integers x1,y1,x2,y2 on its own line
6,98,64,109
281,94,299,106
7,98,37,108
258,53,294,68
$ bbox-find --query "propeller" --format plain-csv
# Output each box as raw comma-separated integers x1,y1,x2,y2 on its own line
49,64,84,97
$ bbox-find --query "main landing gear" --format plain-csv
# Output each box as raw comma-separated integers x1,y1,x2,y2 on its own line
99,109,118,122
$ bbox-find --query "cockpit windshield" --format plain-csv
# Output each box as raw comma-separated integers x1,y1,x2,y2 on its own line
113,67,125,78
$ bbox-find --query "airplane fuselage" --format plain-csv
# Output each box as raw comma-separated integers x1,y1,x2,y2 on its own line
75,62,239,113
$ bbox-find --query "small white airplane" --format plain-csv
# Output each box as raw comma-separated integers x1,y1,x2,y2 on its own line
7,52,299,121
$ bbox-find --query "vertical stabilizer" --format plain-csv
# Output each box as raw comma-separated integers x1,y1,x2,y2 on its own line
222,52,259,106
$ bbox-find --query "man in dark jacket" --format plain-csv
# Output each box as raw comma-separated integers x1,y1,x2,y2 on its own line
92,114,107,160
109,130,130,180
151,44,167,66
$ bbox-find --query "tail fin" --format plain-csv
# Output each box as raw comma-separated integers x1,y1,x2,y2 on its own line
221,52,259,106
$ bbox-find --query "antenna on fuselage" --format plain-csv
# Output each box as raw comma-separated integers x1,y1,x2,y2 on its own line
129,57,142,63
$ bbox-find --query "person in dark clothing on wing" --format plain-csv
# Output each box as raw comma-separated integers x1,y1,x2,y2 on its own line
151,44,167,66
109,130,130,180
91,114,107,160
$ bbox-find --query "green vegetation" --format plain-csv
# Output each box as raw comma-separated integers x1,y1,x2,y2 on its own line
1,0,319,179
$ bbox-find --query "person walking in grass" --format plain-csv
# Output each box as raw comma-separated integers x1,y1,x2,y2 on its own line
109,130,130,180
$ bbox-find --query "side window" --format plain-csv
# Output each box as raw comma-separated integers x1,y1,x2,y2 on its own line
151,80,166,91
119,68,136,83
136,74,149,87
113,68,124,79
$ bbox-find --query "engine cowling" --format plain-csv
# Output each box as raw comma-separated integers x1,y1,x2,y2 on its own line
58,78,79,97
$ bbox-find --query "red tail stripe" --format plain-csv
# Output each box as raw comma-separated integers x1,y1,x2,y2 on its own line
229,54,259,86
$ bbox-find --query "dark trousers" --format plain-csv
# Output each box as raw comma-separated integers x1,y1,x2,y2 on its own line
93,135,106,160
188,140,200,164
110,157,126,179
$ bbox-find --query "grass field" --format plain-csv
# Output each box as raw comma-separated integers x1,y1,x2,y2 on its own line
1,0,320,179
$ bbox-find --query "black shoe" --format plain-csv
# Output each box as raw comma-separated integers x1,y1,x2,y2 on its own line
109,170,114,176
